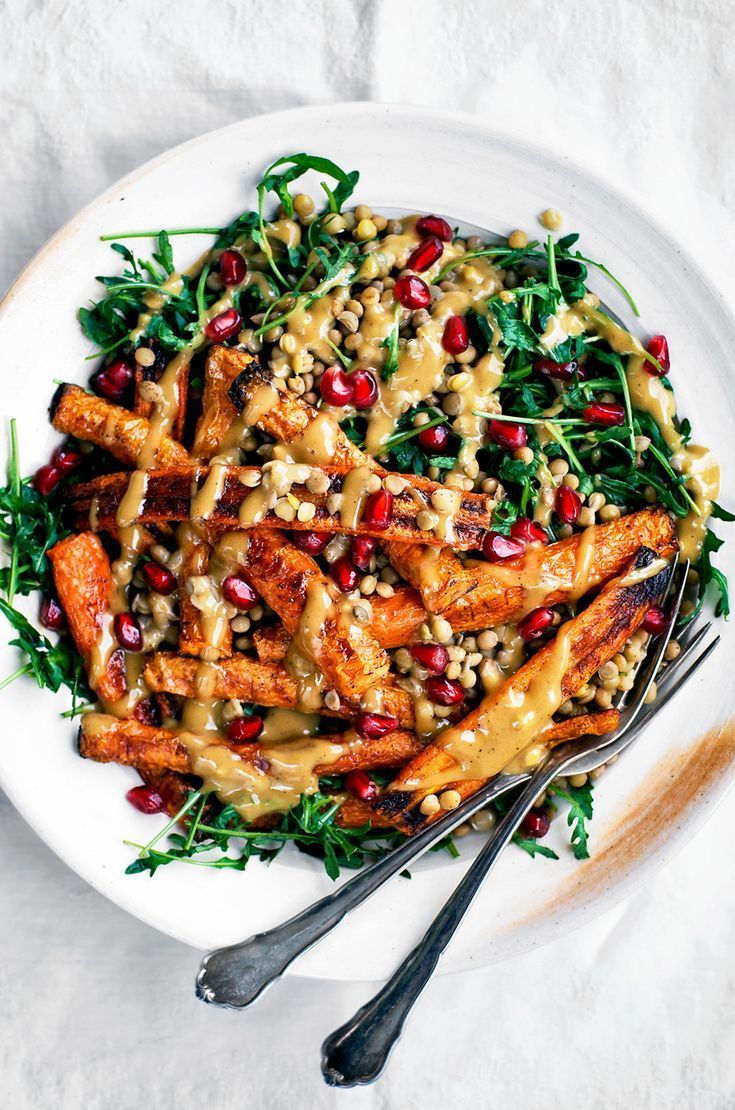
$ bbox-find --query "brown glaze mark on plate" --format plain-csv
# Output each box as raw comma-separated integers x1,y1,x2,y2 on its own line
527,718,735,921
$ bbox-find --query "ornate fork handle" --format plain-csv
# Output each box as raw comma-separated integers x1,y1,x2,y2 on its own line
320,747,581,1086
196,773,525,1008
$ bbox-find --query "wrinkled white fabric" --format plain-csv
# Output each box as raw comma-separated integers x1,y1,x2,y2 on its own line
1,1,734,1107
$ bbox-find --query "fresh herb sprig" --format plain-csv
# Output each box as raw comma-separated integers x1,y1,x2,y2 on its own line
125,790,405,880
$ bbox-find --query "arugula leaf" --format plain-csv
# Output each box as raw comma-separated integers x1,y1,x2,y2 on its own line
0,598,90,708
512,834,559,860
380,307,401,379
549,780,594,860
489,297,540,356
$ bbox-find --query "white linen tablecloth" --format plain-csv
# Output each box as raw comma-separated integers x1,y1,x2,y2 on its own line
1,1,734,1106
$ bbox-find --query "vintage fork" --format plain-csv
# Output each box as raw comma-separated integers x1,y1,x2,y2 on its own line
197,560,703,1011
320,570,720,1085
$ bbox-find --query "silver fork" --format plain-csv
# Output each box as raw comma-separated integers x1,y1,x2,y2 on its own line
320,582,719,1085
196,560,701,1011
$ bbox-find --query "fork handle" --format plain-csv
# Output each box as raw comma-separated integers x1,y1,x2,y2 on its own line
196,774,525,1008
320,754,566,1087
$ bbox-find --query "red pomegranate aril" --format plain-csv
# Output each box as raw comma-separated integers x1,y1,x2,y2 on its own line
556,484,582,524
320,364,354,406
94,358,133,401
351,368,379,409
533,358,584,382
407,236,444,273
219,249,247,287
330,555,360,593
204,307,242,342
394,273,431,310
141,561,177,596
114,612,143,652
425,675,465,707
133,697,162,727
40,596,66,631
362,490,393,531
410,644,450,674
518,606,555,641
33,464,61,496
482,531,526,562
351,535,378,570
356,711,399,740
294,530,331,556
222,575,258,610
345,769,378,803
52,444,82,474
642,605,669,635
583,401,626,427
416,215,453,242
418,423,451,451
510,517,548,545
126,785,166,815
488,419,528,450
442,314,470,355
646,334,670,376
228,715,264,743
520,809,551,839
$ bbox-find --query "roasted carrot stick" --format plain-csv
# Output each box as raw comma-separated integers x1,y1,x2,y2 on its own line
143,651,415,727
175,530,234,659
51,384,191,468
47,532,126,703
227,351,477,611
192,345,254,459
78,712,423,776
68,465,493,549
374,546,672,833
251,507,678,656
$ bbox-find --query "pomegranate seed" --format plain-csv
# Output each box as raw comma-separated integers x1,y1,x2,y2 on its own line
204,307,242,342
294,530,331,556
351,535,378,570
330,555,360,593
228,715,264,743
222,575,257,610
517,607,555,641
394,274,431,310
488,419,528,450
418,423,450,452
425,675,465,706
407,236,444,273
126,785,166,814
556,485,582,524
133,697,161,727
442,315,469,355
345,769,378,803
410,644,449,674
646,334,670,376
320,364,354,406
33,464,61,496
52,444,82,474
533,358,585,382
351,368,379,410
362,490,393,531
356,711,398,740
219,249,247,286
114,612,143,651
482,531,526,562
416,215,453,242
39,596,66,631
642,605,669,635
510,517,548,545
583,401,626,427
520,809,550,839
94,358,133,401
141,561,177,596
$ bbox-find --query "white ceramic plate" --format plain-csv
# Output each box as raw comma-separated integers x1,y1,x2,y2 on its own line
1,103,734,980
